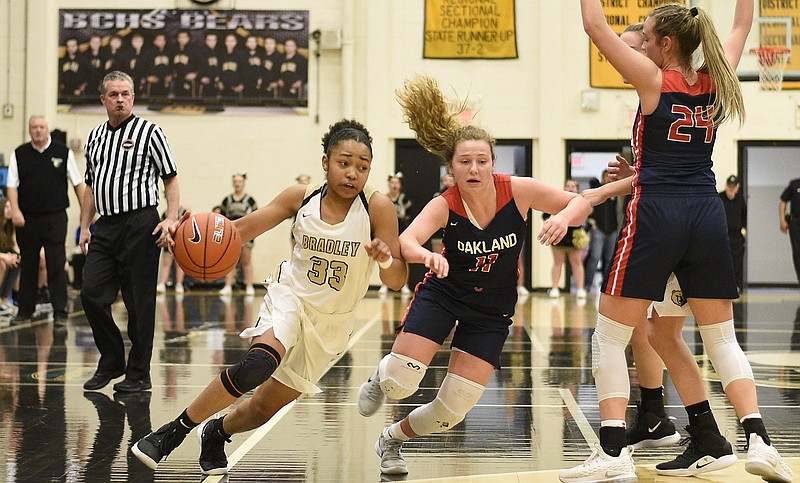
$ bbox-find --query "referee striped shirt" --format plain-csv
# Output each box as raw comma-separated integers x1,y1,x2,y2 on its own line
83,114,177,217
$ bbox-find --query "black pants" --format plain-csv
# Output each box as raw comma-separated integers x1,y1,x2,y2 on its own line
790,219,800,285
15,211,68,317
81,208,160,381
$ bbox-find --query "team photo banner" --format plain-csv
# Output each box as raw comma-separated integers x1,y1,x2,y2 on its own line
58,9,310,113
590,0,686,88
423,0,517,59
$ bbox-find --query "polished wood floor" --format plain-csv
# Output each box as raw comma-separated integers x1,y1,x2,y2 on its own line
0,286,798,482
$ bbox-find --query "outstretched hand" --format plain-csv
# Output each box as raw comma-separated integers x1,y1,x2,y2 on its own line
607,154,635,181
364,238,392,266
538,214,568,246
423,251,448,278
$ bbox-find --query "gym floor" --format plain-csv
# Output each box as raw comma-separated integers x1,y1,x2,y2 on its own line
0,286,798,482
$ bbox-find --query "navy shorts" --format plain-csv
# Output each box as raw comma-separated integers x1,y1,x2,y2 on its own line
603,189,738,301
399,282,512,369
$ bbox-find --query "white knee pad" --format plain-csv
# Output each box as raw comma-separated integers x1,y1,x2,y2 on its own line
378,352,427,400
408,373,485,436
592,314,634,402
699,319,753,389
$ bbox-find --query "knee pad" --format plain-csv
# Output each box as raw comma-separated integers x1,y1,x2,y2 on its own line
699,319,753,389
378,352,427,400
408,373,485,436
220,343,282,397
592,314,633,402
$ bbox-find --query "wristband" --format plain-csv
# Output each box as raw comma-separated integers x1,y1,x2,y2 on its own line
378,257,392,269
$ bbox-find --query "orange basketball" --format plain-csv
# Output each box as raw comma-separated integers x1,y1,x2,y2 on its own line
172,212,242,281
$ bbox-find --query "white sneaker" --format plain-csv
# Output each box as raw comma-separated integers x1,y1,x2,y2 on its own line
549,288,560,298
174,283,184,294
245,285,255,296
375,428,408,475
517,285,530,296
576,288,587,299
401,286,412,296
559,445,636,482
378,285,388,295
357,368,385,417
745,434,793,483
156,283,166,293
218,285,232,296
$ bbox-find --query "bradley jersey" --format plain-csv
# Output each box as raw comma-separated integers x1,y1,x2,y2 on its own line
425,174,526,313
277,182,376,315
632,70,717,190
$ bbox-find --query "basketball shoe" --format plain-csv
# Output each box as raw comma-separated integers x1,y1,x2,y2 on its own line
558,444,636,482
197,416,231,475
375,427,407,475
132,420,189,469
655,425,737,476
626,404,681,449
745,433,793,483
357,367,385,416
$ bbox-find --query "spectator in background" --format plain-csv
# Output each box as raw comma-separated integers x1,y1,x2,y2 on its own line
6,116,84,326
545,179,588,299
219,174,257,296
720,175,746,292
380,173,412,296
779,177,800,285
584,169,618,293
0,198,20,318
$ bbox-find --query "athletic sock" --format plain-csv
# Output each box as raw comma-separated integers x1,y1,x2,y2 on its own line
599,424,626,457
640,386,666,417
177,409,199,432
686,400,720,433
741,414,770,445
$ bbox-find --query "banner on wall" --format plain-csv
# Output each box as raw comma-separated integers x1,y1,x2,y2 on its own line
423,0,517,59
58,9,309,113
589,0,686,88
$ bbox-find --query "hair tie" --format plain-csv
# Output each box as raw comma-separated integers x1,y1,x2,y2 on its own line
690,6,698,18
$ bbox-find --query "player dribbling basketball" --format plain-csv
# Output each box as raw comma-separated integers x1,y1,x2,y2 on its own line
133,119,408,476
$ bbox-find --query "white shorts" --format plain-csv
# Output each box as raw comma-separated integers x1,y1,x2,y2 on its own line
647,273,693,318
239,280,355,394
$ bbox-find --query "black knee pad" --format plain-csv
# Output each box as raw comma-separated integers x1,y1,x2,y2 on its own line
220,343,282,397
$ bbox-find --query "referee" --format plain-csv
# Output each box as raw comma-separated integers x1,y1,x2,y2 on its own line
81,71,180,393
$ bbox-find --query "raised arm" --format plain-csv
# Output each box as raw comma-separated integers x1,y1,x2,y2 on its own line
723,0,754,70
580,0,661,96
232,183,305,243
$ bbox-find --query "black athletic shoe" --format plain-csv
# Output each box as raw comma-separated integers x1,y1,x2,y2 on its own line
655,425,738,476
626,404,681,449
132,420,188,470
198,417,231,475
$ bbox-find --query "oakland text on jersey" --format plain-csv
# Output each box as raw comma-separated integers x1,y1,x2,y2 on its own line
301,235,361,258
457,233,518,255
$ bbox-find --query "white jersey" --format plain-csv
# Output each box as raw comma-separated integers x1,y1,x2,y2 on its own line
278,182,377,315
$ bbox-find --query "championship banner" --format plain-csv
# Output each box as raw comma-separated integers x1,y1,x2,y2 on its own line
423,0,517,59
590,0,686,88
759,3,799,89
58,9,309,113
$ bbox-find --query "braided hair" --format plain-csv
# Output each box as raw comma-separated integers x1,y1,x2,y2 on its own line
321,119,373,156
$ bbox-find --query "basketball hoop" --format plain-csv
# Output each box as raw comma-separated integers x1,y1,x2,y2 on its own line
750,47,790,91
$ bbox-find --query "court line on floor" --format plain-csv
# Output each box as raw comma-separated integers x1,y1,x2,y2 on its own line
559,388,599,447
203,311,382,482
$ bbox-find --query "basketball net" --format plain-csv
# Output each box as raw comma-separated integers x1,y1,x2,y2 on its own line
750,47,790,91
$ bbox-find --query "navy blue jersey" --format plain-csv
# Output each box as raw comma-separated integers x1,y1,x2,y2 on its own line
632,71,717,190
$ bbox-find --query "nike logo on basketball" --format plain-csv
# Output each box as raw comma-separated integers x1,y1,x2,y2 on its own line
648,421,662,433
189,218,202,243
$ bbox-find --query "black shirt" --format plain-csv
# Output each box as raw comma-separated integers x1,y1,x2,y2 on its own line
719,190,746,236
781,178,800,217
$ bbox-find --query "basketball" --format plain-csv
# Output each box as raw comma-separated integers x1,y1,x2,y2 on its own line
172,212,242,281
